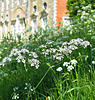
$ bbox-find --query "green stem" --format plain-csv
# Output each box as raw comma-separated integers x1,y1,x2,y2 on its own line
35,67,51,90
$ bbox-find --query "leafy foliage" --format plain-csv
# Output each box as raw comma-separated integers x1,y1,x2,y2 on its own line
67,0,95,17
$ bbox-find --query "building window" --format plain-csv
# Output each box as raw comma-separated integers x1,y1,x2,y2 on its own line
11,23,16,38
12,0,14,7
5,23,8,36
31,18,37,33
0,24,3,39
15,15,21,33
41,17,47,29
33,5,37,12
1,1,4,12
43,2,47,9
6,0,9,10
1,16,3,21
17,0,20,6
15,15,25,35
6,15,8,21
63,16,71,27
20,21,25,33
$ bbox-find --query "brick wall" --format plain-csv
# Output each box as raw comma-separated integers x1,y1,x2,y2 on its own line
56,0,69,26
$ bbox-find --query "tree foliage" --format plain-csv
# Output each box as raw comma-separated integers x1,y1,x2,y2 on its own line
67,0,95,17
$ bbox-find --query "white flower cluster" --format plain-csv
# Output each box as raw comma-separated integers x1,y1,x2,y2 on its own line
80,41,92,48
9,48,21,57
46,41,54,44
24,83,35,94
28,59,40,69
13,87,19,92
2,48,40,69
92,61,95,65
56,67,63,72
2,57,12,66
82,4,91,10
39,45,47,48
12,93,19,99
77,4,91,17
39,38,91,61
63,59,78,72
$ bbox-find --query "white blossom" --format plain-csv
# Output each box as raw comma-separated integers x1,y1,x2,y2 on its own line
67,65,74,72
70,59,77,66
80,41,91,48
92,61,95,65
22,59,26,64
13,87,19,91
63,62,70,67
0,71,3,75
4,73,8,77
39,45,47,48
12,93,19,99
21,48,29,53
56,67,63,72
24,87,27,90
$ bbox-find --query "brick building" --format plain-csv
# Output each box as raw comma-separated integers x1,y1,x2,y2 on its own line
0,0,69,40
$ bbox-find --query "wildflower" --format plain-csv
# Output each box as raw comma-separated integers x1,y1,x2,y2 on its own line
39,45,47,48
13,87,19,91
30,63,34,66
25,83,28,86
2,57,8,63
22,59,26,64
13,53,17,56
62,42,68,46
8,57,12,62
58,47,64,52
70,59,77,66
21,48,29,53
29,54,32,56
4,73,8,77
46,41,54,44
56,57,62,61
56,67,63,72
0,71,3,75
0,78,3,81
24,87,27,90
31,87,35,92
68,45,78,50
17,59,20,63
50,48,57,53
75,6,79,9
51,65,54,68
67,65,74,72
92,56,94,58
80,41,91,48
32,52,38,58
92,48,95,51
12,93,19,99
35,64,39,69
16,55,24,60
63,62,70,67
2,63,4,66
92,61,95,65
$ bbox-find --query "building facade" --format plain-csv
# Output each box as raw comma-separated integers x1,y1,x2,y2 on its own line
0,0,69,40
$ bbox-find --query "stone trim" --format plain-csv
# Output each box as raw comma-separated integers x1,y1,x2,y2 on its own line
53,0,57,27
